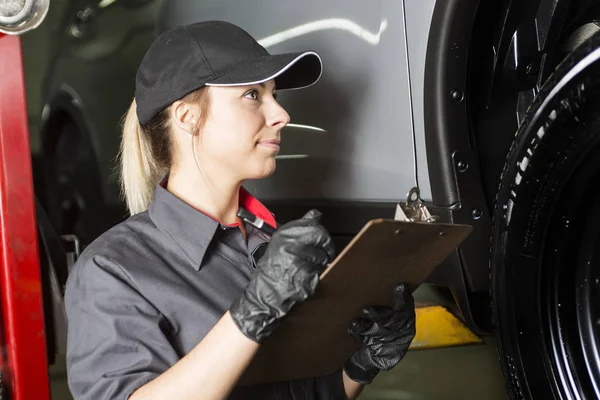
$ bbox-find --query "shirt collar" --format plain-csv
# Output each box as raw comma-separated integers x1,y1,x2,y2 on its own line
148,178,276,271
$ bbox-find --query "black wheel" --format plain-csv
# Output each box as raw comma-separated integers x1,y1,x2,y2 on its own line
492,32,600,399
43,120,107,246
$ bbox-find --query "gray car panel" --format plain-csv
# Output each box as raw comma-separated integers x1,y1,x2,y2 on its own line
160,0,418,202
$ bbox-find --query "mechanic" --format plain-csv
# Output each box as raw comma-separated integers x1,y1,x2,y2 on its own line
64,20,416,400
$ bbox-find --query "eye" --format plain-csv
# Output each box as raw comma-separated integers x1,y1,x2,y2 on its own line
244,89,260,101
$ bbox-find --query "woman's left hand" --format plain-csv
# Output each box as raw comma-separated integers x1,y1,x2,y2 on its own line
343,283,417,385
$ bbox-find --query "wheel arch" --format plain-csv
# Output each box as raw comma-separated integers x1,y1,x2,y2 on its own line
38,85,111,207
38,85,116,244
40,85,96,160
420,0,494,332
420,0,595,331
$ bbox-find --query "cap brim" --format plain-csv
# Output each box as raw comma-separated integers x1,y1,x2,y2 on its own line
205,51,322,90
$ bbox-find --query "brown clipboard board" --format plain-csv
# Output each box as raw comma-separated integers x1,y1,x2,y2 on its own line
239,218,472,386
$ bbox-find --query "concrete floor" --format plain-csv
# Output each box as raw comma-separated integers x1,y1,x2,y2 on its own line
48,285,509,399
48,358,70,400
359,337,508,400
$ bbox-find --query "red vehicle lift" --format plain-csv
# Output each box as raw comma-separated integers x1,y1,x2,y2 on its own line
0,32,52,400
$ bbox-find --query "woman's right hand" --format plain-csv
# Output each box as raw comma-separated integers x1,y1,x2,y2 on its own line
229,209,335,343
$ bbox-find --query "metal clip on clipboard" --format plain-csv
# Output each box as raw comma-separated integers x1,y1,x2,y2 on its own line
395,187,439,223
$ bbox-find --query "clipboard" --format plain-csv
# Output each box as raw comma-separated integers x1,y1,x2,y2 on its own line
239,188,473,385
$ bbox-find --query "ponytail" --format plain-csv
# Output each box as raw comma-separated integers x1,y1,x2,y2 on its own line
118,88,210,216
118,99,169,216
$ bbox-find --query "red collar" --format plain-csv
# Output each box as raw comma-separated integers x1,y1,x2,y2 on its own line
238,187,276,228
222,187,276,229
159,178,276,230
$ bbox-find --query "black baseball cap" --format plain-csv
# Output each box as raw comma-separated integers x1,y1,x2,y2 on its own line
135,20,323,125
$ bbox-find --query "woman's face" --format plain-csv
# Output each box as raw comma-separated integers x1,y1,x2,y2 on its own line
197,79,290,181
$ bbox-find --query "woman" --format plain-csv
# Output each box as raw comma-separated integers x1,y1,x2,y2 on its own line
65,20,416,400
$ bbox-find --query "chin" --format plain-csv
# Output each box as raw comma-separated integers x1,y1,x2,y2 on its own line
257,166,276,179
249,159,277,180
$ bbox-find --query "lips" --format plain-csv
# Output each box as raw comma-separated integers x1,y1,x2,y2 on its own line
258,139,281,152
261,139,280,145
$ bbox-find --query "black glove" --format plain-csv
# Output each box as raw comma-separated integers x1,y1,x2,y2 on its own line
229,209,335,343
343,283,416,385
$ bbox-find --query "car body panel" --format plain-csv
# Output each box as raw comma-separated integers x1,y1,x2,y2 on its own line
160,0,421,202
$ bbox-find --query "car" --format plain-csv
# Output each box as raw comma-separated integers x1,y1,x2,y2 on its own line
38,0,600,398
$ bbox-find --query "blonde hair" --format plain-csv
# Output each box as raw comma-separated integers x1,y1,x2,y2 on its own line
118,88,210,215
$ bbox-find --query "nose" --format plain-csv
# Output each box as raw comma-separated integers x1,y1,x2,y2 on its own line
266,99,291,129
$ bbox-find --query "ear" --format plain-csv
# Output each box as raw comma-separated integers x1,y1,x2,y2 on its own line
171,100,201,134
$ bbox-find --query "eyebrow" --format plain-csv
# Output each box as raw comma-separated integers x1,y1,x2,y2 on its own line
258,82,277,91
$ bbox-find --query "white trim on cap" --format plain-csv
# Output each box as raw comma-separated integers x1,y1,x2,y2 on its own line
205,51,323,90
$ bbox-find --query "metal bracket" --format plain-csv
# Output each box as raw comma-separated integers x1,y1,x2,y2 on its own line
395,187,439,223
61,234,81,273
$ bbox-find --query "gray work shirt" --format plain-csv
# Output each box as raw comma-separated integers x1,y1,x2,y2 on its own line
64,182,345,399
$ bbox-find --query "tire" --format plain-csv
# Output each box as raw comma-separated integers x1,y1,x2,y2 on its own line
43,120,107,247
492,32,600,399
